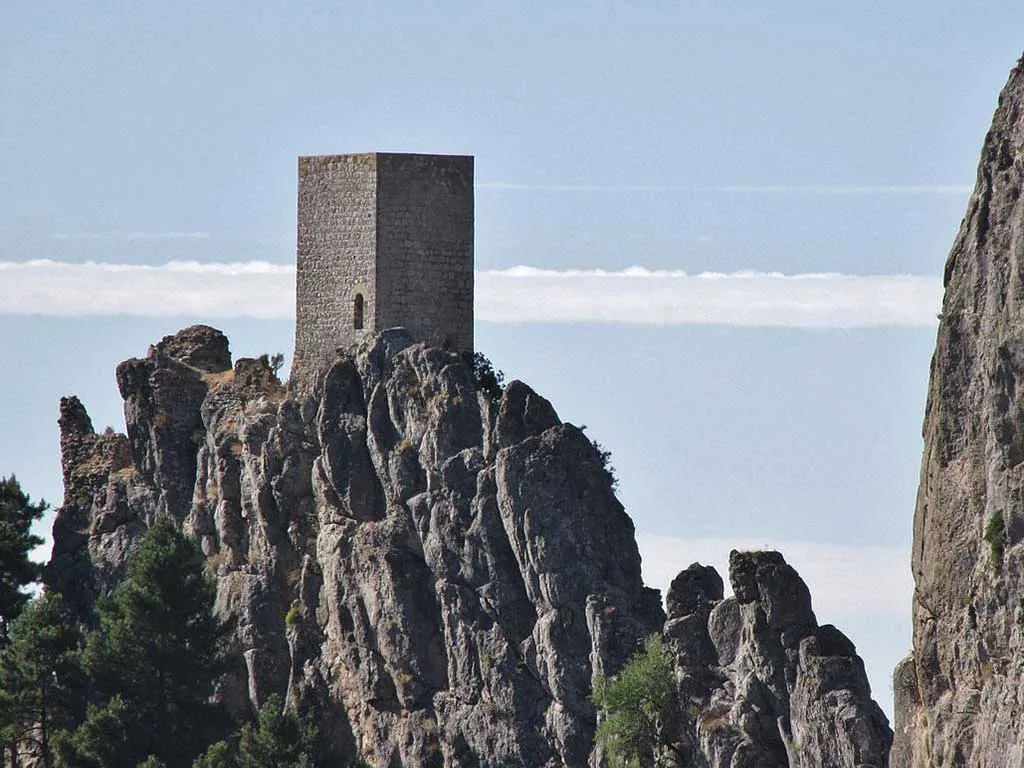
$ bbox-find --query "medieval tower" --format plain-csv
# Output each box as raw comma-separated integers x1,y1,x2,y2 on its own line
290,152,474,383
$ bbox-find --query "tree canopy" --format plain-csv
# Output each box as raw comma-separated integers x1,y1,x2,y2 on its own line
194,694,316,768
0,488,341,767
59,517,230,767
0,476,46,639
592,634,677,768
0,592,83,767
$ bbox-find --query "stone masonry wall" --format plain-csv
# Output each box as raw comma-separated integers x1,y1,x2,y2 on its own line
292,154,378,384
291,152,474,387
376,153,474,353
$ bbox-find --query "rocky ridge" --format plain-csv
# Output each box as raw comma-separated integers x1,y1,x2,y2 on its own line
893,58,1024,767
664,553,891,767
47,325,890,766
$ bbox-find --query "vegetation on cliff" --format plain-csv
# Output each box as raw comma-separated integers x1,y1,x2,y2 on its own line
56,518,230,767
0,593,83,766
592,634,677,768
0,477,46,640
0,510,326,767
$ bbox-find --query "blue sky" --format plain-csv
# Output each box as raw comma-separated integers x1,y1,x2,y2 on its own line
3,2,1024,715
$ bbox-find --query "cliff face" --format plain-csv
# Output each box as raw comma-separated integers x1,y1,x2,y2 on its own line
47,326,889,767
893,60,1024,767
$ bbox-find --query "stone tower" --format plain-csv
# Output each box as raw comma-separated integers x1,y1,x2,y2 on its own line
290,152,474,383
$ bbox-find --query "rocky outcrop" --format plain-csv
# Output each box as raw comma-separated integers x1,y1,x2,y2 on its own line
47,325,891,766
48,326,666,766
117,324,232,518
48,395,139,615
893,58,1024,766
48,326,233,615
662,552,891,768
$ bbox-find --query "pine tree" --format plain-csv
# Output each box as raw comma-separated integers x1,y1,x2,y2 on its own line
0,477,46,641
192,740,234,768
63,518,230,767
0,593,83,767
191,695,317,768
53,697,133,768
237,695,314,768
190,696,319,768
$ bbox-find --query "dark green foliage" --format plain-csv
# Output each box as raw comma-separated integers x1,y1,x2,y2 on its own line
192,695,316,768
462,351,505,400
193,741,235,768
578,426,620,491
0,476,46,639
985,510,1007,563
0,593,84,767
62,518,231,767
0,490,344,765
592,634,676,768
238,694,315,768
269,353,285,378
591,439,619,491
54,697,133,768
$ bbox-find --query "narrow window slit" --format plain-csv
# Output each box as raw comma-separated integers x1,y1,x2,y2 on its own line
353,293,365,330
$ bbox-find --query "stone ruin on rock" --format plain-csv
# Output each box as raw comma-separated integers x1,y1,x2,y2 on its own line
43,147,899,766
290,152,475,386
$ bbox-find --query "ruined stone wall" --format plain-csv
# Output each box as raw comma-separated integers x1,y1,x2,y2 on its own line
376,153,474,353
291,154,377,384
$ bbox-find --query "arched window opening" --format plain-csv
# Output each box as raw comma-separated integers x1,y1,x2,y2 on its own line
353,293,365,330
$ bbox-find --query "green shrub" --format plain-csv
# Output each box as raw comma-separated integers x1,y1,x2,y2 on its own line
462,351,505,400
591,439,619,491
985,510,1007,563
193,740,234,768
269,353,285,377
592,634,675,767
191,695,317,768
237,694,316,768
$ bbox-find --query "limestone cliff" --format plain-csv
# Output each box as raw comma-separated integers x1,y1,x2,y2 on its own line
47,326,890,767
893,59,1024,766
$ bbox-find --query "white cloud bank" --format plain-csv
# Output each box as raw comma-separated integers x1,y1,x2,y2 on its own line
0,260,942,328
479,266,941,327
0,260,295,318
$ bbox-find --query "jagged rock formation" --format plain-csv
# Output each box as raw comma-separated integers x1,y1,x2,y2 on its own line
47,325,890,766
663,552,891,767
893,59,1024,767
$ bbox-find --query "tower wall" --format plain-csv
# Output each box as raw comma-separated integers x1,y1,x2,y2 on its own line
291,152,474,385
293,154,378,381
376,153,474,352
